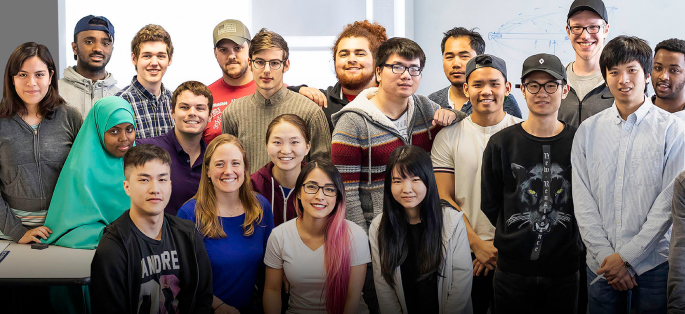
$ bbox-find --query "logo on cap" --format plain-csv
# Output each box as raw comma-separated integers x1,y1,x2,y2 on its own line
218,23,237,36
539,58,545,64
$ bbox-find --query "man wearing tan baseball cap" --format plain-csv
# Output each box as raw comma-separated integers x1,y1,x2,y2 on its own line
204,19,326,143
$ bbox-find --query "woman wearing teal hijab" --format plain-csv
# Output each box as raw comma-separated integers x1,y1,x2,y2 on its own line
45,96,135,249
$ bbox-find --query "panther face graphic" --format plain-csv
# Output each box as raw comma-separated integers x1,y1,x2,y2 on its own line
507,163,572,233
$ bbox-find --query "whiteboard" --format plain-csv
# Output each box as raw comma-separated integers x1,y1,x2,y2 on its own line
414,0,685,118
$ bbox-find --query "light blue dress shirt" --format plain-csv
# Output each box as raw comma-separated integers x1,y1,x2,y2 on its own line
571,97,685,276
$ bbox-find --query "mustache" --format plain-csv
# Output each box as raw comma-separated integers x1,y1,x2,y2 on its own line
90,53,105,58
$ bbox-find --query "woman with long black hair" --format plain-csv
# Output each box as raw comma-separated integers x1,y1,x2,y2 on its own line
370,145,473,313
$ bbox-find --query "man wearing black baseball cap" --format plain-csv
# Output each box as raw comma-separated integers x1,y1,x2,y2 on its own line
59,15,119,115
432,53,522,314
481,53,582,313
558,0,614,128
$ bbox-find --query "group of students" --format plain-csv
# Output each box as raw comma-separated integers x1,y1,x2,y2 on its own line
3,0,685,313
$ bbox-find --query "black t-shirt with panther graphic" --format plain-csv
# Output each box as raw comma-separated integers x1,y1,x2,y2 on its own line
131,219,182,314
481,122,583,276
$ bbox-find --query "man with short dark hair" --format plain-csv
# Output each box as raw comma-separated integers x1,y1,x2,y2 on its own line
652,38,685,119
572,35,685,313
59,15,119,115
431,54,522,314
558,0,614,127
91,144,213,313
429,27,521,118
137,81,212,215
333,37,462,233
221,28,331,172
482,53,582,313
205,19,328,143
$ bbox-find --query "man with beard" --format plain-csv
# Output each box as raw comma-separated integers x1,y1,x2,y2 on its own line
289,20,387,133
558,0,614,127
652,38,685,119
428,27,522,118
59,15,119,115
204,19,327,143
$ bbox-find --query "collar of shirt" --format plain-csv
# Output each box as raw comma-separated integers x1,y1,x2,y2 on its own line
253,85,288,106
609,95,652,126
164,128,207,167
130,75,166,101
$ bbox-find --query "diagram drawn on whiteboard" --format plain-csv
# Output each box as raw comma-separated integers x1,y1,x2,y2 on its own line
488,6,617,61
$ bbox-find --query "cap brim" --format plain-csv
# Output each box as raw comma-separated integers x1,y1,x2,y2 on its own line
215,36,249,47
521,69,565,82
568,5,606,22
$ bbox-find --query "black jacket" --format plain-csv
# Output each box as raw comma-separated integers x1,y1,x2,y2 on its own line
289,82,349,133
557,84,614,128
90,210,213,313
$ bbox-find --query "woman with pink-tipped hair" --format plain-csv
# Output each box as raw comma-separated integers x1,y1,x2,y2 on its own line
263,158,370,314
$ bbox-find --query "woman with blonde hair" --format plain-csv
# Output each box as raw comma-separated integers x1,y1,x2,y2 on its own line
178,134,275,314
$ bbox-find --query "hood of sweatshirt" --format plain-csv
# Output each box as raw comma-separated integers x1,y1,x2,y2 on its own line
325,82,348,106
62,66,119,91
252,162,302,226
331,87,421,140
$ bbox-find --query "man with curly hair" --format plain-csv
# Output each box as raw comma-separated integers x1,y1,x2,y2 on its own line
116,24,175,139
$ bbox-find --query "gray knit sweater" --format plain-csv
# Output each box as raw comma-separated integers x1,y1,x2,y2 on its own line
221,86,331,172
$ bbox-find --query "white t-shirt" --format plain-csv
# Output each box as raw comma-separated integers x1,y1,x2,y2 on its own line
431,114,523,241
264,218,371,314
389,109,409,140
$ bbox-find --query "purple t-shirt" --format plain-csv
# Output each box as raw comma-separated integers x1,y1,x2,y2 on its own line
136,128,206,215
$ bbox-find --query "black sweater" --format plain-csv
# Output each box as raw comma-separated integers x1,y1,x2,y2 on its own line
481,123,583,276
90,210,213,313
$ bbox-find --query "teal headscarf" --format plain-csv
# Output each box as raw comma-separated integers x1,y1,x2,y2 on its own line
45,96,135,249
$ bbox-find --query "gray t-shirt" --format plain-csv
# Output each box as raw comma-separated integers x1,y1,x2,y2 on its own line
566,62,605,100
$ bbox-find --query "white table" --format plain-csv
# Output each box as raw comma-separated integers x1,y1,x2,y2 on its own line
0,240,95,286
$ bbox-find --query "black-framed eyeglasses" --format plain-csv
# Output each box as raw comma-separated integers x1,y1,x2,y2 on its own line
382,64,423,76
301,183,337,197
567,24,605,35
251,59,285,70
523,81,561,94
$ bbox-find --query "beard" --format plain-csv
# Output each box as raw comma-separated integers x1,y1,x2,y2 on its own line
337,69,375,91
77,52,109,73
655,80,685,100
223,61,248,79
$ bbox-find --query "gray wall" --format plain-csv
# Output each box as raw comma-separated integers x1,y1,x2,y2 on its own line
0,0,66,92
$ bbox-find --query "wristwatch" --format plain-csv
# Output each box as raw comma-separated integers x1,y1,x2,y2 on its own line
620,255,631,268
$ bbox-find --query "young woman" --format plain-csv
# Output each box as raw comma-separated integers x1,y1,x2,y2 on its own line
251,114,311,226
369,145,473,314
263,159,370,314
177,134,275,314
45,96,135,249
0,42,82,244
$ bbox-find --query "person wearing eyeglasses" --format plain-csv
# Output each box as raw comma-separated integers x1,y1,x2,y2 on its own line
481,53,582,313
331,37,464,234
221,28,330,173
428,27,522,119
558,0,614,128
431,54,521,314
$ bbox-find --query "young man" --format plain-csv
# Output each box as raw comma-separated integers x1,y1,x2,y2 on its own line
289,20,388,133
652,38,685,119
558,0,614,127
59,15,119,115
431,54,522,314
572,36,685,313
332,37,462,233
90,144,213,313
137,81,212,215
205,19,326,143
116,24,174,139
428,27,522,118
221,28,330,172
481,53,582,313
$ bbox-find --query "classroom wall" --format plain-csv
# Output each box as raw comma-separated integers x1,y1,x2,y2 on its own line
0,0,66,91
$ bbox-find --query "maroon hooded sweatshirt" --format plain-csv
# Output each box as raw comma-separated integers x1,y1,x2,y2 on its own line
250,162,300,226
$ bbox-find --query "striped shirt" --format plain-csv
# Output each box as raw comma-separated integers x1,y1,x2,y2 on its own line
115,76,174,139
0,208,48,240
571,98,685,276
